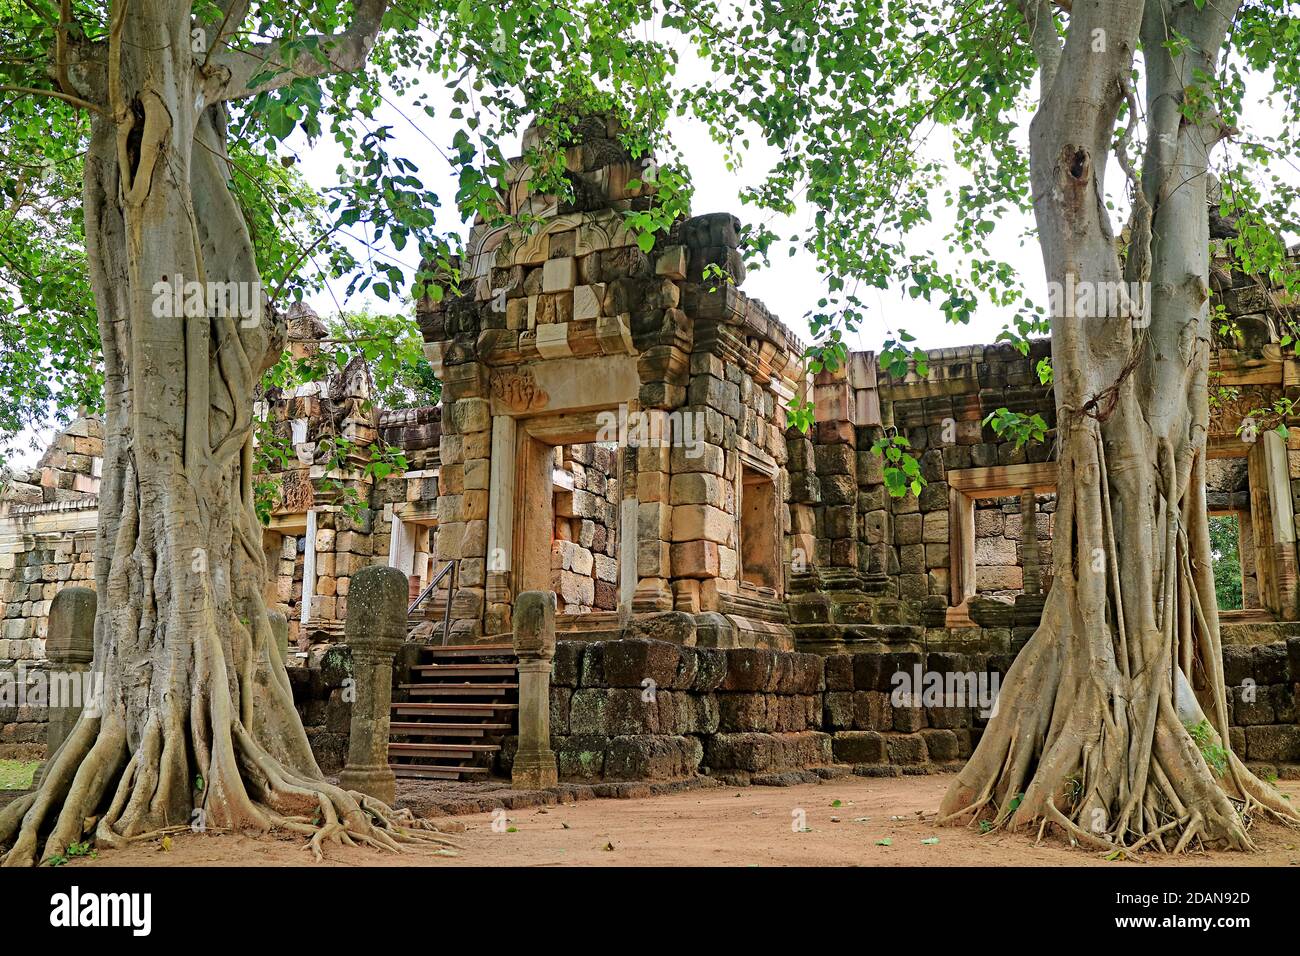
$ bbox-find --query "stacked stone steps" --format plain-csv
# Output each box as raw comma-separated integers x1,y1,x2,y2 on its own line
406,593,450,642
387,643,519,781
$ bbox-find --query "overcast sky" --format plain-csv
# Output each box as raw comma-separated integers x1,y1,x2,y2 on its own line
285,41,1043,354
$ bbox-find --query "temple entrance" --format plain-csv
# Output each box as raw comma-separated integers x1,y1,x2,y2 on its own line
485,409,633,638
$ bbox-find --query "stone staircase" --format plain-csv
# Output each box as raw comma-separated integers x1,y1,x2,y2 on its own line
787,570,925,653
387,642,519,781
406,591,450,643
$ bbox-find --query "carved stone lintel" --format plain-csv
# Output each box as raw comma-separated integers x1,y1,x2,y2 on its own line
490,367,549,413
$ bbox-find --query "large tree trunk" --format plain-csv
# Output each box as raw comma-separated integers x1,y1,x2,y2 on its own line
940,0,1300,852
0,3,448,866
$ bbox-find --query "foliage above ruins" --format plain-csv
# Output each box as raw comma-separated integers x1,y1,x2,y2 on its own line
3,0,1300,469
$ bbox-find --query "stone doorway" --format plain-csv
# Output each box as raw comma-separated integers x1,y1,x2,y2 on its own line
485,409,635,637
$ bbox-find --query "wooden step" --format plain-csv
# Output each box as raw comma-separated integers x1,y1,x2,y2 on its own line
389,721,511,736
388,639,517,782
389,742,501,756
411,663,518,677
390,763,491,780
391,702,518,716
399,682,519,697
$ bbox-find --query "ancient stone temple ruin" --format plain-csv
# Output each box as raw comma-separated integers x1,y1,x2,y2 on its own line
420,114,803,649
3,114,1300,789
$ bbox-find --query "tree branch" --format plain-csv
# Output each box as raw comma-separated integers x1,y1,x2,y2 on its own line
1016,0,1062,103
0,84,103,114
205,0,388,104
202,0,254,68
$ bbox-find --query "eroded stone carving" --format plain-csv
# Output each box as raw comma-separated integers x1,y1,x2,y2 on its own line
490,366,549,412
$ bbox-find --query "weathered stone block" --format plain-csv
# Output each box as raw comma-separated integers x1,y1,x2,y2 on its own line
604,734,702,780
823,691,855,729
1254,643,1290,684
885,733,928,764
1222,644,1254,687
1244,724,1300,762
919,728,959,761
601,637,683,688
552,642,584,687
569,688,660,735
852,690,893,731
894,513,922,545
721,647,777,691
718,693,774,732
1232,685,1276,725
824,655,854,691
554,735,608,779
579,642,606,686
832,730,886,764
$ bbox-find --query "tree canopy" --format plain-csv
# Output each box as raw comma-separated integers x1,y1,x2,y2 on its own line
3,1,1298,457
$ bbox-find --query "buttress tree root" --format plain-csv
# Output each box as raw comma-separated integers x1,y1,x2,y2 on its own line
0,1,458,866
939,423,1300,855
938,0,1300,855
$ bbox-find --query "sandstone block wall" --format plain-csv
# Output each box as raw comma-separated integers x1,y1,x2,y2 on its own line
852,341,1056,606
1222,635,1300,769
0,662,51,746
285,644,354,773
493,635,1300,785
0,417,102,664
553,443,620,613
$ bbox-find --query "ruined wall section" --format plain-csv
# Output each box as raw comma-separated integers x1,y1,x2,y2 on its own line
419,114,804,646
0,417,102,661
492,637,1300,782
552,442,620,613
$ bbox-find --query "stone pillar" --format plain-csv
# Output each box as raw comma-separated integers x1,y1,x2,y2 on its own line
484,414,518,634
1019,490,1040,596
338,565,406,804
1248,430,1299,618
44,587,96,760
635,414,676,614
511,590,558,789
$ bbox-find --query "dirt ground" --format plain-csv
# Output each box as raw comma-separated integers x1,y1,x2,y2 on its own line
69,773,1300,867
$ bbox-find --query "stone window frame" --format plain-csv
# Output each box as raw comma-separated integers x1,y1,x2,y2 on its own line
946,462,1057,626
388,500,439,599
264,511,311,625
1206,507,1261,616
1207,430,1297,621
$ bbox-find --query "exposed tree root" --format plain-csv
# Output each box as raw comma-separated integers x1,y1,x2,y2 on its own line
939,423,1300,857
0,709,459,866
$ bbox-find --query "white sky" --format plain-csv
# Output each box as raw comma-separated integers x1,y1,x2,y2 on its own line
285,41,1041,353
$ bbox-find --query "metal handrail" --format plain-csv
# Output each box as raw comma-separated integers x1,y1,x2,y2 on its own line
408,559,458,646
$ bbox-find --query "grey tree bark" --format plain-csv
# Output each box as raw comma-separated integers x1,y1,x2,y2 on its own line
0,0,454,866
940,0,1300,852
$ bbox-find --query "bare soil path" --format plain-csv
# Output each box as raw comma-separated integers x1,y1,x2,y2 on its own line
68,773,1300,867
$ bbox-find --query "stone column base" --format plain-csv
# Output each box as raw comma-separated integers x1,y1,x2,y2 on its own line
512,750,558,790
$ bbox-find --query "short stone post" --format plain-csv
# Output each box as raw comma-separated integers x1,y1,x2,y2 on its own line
45,586,96,756
511,590,558,789
338,566,406,804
